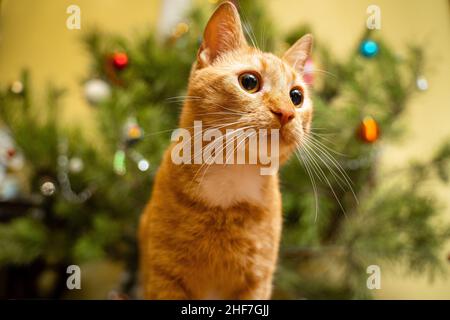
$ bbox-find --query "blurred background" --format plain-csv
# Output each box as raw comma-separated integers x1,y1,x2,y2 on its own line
0,0,450,299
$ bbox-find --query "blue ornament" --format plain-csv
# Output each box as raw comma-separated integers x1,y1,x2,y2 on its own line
360,40,379,58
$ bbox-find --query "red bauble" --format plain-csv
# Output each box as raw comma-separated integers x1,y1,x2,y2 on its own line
6,148,16,158
112,52,129,70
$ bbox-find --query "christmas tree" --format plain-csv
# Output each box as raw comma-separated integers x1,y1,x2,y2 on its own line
1,0,450,299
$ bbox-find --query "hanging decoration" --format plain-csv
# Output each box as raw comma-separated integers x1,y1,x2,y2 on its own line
123,117,143,147
0,129,24,200
10,80,24,95
359,39,379,58
84,79,111,105
40,180,56,197
416,76,428,91
138,159,150,172
112,121,149,175
172,22,190,39
111,52,129,70
358,116,380,143
69,157,84,174
113,149,127,175
130,150,150,172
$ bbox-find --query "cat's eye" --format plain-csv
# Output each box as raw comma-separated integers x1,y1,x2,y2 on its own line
238,72,260,93
290,88,304,107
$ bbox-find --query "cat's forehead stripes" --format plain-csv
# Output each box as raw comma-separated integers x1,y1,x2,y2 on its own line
257,53,299,87
215,50,303,90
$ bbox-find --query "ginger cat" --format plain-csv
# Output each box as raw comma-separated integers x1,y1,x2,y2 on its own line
139,1,313,300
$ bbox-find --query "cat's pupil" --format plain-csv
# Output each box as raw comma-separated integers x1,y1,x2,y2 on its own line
290,89,303,106
239,73,259,93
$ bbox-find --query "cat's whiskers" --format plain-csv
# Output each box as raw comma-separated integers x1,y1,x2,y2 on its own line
241,17,259,50
223,127,257,165
193,112,245,118
304,135,355,192
181,120,250,160
199,125,253,168
166,95,203,101
141,121,240,139
198,128,259,192
196,128,255,188
294,147,319,222
309,131,341,147
167,96,248,117
260,24,266,51
208,103,248,115
299,138,348,216
302,140,348,193
305,133,347,157
303,134,357,198
308,69,337,79
186,119,251,157
308,127,335,132
191,126,254,190
296,65,337,79
295,130,359,218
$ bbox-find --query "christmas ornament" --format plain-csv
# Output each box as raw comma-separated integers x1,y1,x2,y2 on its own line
10,80,24,94
0,129,24,171
41,181,56,196
359,39,379,58
172,22,189,39
0,175,20,200
8,154,24,171
84,79,111,105
112,52,129,70
123,117,143,146
138,159,150,172
129,150,150,173
416,76,428,91
113,149,126,175
358,116,380,143
69,157,84,173
303,58,315,85
6,148,16,158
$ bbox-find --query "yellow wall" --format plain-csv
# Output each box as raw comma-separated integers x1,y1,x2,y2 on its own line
1,0,450,298
0,0,161,130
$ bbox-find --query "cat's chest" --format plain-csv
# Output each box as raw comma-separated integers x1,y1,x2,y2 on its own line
196,165,266,209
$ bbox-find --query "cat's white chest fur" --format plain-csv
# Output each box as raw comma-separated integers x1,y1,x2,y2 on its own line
197,165,265,209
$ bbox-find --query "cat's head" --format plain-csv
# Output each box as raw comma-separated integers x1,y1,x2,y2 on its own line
183,1,313,163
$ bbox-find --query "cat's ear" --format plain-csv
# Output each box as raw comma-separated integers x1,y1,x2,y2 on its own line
282,34,313,73
197,1,247,67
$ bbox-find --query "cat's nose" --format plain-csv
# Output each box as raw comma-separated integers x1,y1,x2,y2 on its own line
271,108,295,126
